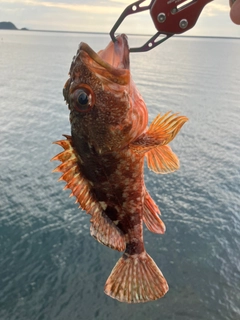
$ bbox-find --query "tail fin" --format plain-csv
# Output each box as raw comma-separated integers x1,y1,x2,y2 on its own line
104,251,168,303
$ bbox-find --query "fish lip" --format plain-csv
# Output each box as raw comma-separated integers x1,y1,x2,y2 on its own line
79,34,130,73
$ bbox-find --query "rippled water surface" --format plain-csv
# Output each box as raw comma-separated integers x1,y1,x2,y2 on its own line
0,31,240,320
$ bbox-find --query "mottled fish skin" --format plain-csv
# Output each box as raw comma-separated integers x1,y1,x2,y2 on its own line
52,34,188,303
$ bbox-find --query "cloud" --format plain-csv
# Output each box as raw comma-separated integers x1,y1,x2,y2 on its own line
108,0,134,4
108,0,151,5
0,0,121,14
203,2,230,16
108,0,135,3
0,0,230,17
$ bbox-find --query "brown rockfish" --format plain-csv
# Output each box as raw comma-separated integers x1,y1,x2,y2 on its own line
52,34,188,303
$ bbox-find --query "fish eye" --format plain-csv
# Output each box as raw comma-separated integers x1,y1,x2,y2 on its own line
72,85,95,113
77,90,89,108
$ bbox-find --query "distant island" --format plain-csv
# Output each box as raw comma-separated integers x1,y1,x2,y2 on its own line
0,21,28,30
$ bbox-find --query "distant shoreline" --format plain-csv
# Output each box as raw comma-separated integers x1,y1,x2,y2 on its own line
0,21,239,40
0,21,28,31
3,29,240,40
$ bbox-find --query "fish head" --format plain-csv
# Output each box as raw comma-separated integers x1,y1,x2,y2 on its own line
63,34,148,153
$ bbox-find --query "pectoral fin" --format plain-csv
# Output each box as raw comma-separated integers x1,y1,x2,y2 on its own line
130,112,188,152
146,145,179,174
130,112,188,174
146,112,188,146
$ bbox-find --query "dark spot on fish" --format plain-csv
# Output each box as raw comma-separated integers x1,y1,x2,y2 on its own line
122,253,128,260
113,187,124,204
72,135,118,183
105,206,118,221
93,188,108,202
126,241,144,255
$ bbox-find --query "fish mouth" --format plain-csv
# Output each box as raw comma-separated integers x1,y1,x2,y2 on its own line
79,34,130,75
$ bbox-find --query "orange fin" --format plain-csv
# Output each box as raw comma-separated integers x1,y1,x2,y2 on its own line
104,251,169,303
52,135,125,250
143,191,166,234
51,135,96,213
90,212,125,252
147,112,188,146
130,112,188,153
146,145,180,174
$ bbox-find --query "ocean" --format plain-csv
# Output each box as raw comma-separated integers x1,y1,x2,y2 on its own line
0,30,239,320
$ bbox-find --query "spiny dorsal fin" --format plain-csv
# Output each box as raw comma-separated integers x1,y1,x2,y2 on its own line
143,191,166,234
52,135,125,251
51,135,97,213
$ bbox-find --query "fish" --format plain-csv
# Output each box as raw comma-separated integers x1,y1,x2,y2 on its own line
52,34,188,303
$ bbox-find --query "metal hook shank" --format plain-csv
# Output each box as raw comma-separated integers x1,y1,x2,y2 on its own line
129,32,173,53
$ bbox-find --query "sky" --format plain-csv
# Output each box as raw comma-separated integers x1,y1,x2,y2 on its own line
0,0,239,37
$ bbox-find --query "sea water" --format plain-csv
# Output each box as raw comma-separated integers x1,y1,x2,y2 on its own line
0,30,240,320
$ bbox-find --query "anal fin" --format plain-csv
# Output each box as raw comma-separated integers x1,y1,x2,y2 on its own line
90,212,125,252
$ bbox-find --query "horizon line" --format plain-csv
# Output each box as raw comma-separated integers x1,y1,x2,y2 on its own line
2,28,240,40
